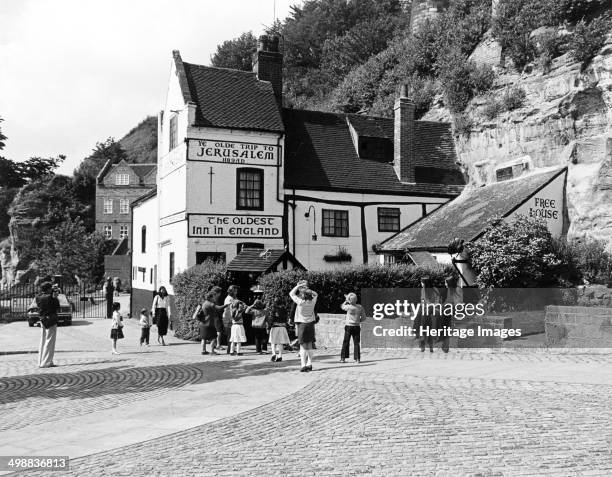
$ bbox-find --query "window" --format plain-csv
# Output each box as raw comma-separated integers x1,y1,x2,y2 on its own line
141,226,147,253
322,209,349,237
120,199,129,214
150,268,153,284
103,199,113,214
169,252,175,280
104,225,112,238
119,225,129,239
138,267,146,282
169,115,178,150
236,242,264,254
115,173,129,186
378,208,400,232
196,252,226,264
236,168,264,210
496,166,513,182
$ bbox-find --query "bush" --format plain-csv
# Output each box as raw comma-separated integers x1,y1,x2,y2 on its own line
568,14,612,67
172,261,232,341
467,215,564,288
453,113,474,135
470,64,496,95
559,237,612,284
501,86,527,111
257,264,457,317
482,98,504,120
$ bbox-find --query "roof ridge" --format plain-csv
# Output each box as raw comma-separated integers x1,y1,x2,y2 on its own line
183,62,256,75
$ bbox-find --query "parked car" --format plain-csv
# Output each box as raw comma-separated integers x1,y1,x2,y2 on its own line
27,294,73,327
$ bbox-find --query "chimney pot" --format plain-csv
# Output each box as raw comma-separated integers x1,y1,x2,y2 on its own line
253,35,283,105
400,83,409,98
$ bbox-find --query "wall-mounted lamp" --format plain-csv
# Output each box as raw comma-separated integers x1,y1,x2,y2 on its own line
304,205,317,241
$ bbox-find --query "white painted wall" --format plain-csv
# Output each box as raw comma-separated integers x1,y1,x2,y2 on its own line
131,194,159,293
509,171,566,237
288,189,451,270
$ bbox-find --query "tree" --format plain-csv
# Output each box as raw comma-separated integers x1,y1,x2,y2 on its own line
210,32,258,71
0,116,6,151
33,216,113,283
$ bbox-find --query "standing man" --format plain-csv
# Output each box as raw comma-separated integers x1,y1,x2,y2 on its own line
38,282,59,368
104,277,114,319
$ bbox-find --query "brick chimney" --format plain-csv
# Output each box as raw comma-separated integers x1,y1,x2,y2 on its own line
394,84,415,183
253,35,283,105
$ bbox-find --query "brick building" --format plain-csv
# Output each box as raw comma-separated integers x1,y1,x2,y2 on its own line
95,159,156,250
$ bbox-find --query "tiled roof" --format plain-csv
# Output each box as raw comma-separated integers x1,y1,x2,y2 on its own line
181,62,284,133
380,168,567,252
227,248,302,273
130,164,157,179
282,109,464,196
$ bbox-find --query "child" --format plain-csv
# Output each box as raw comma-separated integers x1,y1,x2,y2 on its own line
246,299,269,354
139,308,151,349
268,306,290,362
229,300,247,356
110,302,124,355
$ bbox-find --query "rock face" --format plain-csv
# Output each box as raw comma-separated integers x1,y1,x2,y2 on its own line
424,32,612,248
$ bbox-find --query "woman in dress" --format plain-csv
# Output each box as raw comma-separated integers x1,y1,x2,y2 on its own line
222,285,239,354
151,286,171,346
289,280,318,372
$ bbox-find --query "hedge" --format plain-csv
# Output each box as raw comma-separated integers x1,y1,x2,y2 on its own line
172,261,232,341
257,264,457,318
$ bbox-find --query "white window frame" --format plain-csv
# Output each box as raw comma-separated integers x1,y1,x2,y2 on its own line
103,199,113,214
119,199,129,214
119,225,129,239
115,173,130,186
104,225,112,239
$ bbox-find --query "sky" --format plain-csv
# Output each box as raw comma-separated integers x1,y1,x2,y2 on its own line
0,0,296,174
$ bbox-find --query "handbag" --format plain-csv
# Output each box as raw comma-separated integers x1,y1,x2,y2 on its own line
251,312,267,328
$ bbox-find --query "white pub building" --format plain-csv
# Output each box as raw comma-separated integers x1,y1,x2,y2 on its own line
130,35,465,315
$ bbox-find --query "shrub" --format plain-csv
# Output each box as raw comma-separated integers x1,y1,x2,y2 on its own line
501,86,527,111
534,30,567,73
467,214,564,288
257,264,457,317
470,64,496,95
453,113,474,135
568,14,612,67
482,98,504,120
172,261,232,341
560,237,612,284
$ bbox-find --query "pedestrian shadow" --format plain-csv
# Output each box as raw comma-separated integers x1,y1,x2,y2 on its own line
67,321,93,326
0,353,341,407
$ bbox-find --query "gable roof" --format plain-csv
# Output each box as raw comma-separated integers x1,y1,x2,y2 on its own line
282,109,464,196
380,168,567,252
130,164,157,179
174,52,284,133
96,160,157,184
227,248,304,273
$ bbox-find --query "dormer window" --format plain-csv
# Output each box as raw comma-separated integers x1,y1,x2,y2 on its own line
357,137,393,162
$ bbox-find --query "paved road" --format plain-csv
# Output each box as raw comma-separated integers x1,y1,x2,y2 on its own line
1,319,612,476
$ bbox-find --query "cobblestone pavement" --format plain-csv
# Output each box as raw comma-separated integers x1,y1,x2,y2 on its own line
2,346,612,477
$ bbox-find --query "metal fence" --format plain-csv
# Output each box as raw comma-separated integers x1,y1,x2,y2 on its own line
0,283,107,321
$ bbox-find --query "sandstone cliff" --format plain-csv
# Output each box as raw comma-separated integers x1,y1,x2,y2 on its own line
424,31,612,247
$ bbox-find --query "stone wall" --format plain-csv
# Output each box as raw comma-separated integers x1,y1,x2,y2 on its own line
546,305,612,347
